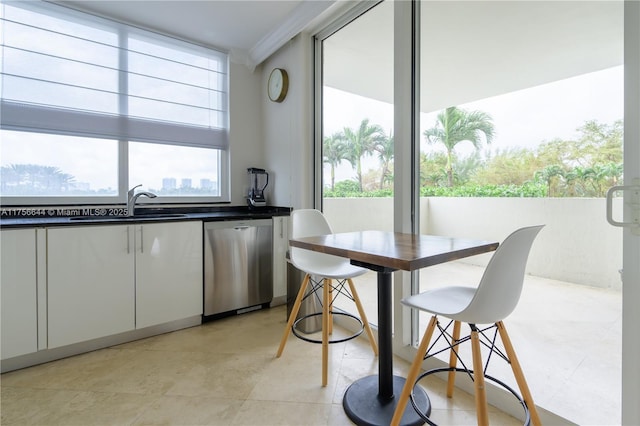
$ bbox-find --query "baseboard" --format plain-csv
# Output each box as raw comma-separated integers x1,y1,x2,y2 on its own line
1,316,202,373
271,295,287,307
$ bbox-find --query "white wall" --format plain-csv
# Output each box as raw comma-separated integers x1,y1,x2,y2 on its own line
261,34,314,210
426,197,623,289
228,61,265,205
228,34,314,210
324,197,623,290
228,44,311,209
324,197,394,232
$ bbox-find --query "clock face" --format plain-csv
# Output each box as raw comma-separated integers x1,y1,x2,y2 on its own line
268,68,288,102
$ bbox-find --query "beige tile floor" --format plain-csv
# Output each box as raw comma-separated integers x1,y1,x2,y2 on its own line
1,304,524,426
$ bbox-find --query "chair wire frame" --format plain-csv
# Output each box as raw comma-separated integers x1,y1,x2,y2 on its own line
409,319,532,426
291,275,365,344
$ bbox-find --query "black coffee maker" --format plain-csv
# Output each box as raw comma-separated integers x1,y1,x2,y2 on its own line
247,167,268,207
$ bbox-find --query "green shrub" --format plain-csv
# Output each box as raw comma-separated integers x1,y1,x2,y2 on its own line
420,182,546,197
323,182,546,198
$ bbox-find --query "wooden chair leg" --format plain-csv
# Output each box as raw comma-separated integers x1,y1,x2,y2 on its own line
497,321,542,426
390,315,438,426
446,320,462,398
347,278,378,356
322,278,330,387
471,327,489,426
276,274,311,357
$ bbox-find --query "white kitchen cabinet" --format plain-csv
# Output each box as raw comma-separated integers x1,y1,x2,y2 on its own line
47,221,203,348
1,229,38,359
272,216,289,301
135,221,203,328
47,225,135,348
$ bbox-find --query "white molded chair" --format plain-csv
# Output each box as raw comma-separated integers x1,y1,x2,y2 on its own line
276,209,378,386
391,225,545,426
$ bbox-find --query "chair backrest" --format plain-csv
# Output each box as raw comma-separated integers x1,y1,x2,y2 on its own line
289,209,346,273
291,209,333,239
459,225,544,324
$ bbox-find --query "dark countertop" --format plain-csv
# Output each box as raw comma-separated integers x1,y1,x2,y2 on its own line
0,205,291,229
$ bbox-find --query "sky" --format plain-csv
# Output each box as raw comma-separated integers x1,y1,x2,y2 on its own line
323,66,624,183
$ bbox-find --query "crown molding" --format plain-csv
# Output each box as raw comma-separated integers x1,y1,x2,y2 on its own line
247,0,336,69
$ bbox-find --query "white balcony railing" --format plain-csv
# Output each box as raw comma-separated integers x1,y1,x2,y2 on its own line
325,196,623,290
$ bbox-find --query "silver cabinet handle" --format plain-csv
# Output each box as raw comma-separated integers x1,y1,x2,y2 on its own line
126,226,130,254
140,226,144,253
234,226,250,230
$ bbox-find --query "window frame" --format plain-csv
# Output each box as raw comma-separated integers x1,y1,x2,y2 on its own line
0,1,230,206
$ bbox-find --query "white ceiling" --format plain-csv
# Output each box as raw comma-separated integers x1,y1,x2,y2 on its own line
56,0,338,68
324,1,624,112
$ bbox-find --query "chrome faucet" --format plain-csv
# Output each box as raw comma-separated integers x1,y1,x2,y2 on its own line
127,184,157,216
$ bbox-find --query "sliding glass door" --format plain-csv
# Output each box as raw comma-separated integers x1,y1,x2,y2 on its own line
417,1,624,424
315,0,636,424
317,1,393,326
621,3,640,423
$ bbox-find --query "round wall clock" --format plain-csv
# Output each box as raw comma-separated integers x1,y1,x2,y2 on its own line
268,68,289,103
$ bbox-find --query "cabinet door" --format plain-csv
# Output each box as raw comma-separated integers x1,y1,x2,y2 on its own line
1,229,38,359
47,226,135,348
272,216,289,300
135,221,203,328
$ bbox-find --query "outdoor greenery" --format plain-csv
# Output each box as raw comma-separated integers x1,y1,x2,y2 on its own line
323,109,623,198
0,164,81,195
0,164,217,196
423,106,495,187
324,118,388,191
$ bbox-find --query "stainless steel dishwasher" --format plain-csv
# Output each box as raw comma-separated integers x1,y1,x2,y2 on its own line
204,219,273,318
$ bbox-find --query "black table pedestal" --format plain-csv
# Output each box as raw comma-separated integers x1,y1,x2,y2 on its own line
342,266,431,426
343,375,429,426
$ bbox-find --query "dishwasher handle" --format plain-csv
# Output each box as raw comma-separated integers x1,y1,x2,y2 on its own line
234,225,250,230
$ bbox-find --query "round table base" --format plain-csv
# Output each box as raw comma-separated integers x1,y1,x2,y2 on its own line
343,375,431,426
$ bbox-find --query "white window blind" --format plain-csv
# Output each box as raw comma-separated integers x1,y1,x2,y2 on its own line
0,1,229,149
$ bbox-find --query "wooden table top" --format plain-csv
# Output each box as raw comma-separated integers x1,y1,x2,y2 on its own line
289,230,499,272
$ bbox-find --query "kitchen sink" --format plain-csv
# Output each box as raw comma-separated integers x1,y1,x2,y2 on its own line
134,213,187,218
69,213,187,221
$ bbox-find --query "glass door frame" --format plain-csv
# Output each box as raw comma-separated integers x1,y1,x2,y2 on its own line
390,0,421,351
313,0,420,351
622,2,640,423
313,1,386,211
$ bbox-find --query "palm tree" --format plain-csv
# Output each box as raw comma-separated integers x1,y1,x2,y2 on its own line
9,164,35,188
3,164,76,195
323,132,348,190
535,164,565,197
424,106,495,187
375,132,394,189
590,162,623,197
605,162,624,186
420,152,449,187
343,118,386,191
39,166,75,193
